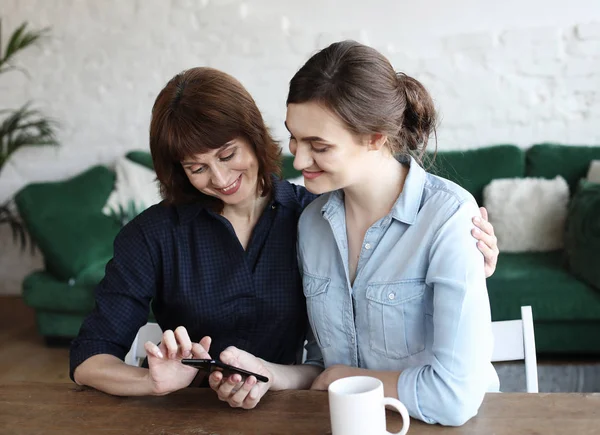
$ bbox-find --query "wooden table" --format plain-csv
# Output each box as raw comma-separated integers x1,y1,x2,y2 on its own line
1,382,599,434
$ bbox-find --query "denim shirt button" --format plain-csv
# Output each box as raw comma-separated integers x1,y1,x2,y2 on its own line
365,243,372,250
388,292,396,300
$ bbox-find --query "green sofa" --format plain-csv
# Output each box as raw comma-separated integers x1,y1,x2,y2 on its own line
16,144,600,353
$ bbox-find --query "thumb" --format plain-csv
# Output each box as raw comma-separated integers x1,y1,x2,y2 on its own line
220,346,245,366
199,336,212,354
191,341,211,359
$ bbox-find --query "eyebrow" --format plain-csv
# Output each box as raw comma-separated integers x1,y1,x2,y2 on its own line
284,121,332,144
181,143,235,166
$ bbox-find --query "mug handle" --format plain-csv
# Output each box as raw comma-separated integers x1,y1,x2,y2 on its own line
382,397,410,435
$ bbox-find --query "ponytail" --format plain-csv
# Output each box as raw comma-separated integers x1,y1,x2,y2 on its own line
396,72,437,160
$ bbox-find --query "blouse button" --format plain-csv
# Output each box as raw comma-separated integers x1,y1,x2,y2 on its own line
388,292,396,300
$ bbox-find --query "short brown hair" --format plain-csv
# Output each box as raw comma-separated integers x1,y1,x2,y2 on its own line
150,67,281,211
287,40,437,162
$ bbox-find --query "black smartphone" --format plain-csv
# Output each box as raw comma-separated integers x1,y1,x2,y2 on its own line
181,358,269,383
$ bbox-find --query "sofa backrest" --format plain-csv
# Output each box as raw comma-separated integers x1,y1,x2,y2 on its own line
526,143,600,195
426,144,526,205
126,150,154,170
15,166,121,283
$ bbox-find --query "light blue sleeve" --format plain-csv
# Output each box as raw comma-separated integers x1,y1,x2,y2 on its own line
297,235,325,368
397,201,494,426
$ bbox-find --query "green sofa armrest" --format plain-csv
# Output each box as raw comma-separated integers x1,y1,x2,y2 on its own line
14,166,121,283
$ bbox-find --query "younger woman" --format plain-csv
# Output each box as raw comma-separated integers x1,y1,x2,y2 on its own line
209,41,499,427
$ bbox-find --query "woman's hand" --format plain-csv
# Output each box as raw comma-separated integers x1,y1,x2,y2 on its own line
144,326,211,395
208,346,272,410
472,207,499,278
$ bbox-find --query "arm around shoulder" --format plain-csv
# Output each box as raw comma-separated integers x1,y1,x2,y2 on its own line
397,201,494,426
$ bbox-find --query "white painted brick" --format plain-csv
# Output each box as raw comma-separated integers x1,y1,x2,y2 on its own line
564,76,600,93
576,22,600,40
515,58,565,77
565,58,600,76
287,29,318,56
500,26,562,47
443,32,495,51
566,40,600,57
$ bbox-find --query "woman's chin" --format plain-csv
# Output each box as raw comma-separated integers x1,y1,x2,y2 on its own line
304,179,335,195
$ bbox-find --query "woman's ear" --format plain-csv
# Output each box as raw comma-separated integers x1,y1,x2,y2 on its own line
367,133,388,151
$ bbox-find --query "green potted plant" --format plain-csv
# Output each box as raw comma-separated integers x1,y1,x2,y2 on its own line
0,19,59,251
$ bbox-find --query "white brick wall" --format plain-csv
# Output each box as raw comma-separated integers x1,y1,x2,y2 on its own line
0,0,599,293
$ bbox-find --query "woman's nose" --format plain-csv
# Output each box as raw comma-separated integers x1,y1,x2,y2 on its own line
293,143,313,171
210,165,229,187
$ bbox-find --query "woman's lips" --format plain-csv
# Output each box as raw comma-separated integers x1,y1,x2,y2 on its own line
216,175,242,195
302,170,324,180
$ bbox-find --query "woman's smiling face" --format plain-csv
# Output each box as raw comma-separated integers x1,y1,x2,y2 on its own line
286,101,369,195
181,136,260,205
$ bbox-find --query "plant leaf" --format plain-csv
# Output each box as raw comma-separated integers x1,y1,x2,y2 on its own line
0,21,49,75
0,103,59,169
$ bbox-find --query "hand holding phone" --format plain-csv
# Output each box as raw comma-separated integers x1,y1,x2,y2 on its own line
181,358,269,383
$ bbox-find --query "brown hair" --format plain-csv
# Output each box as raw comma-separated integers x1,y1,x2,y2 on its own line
286,40,437,162
150,67,281,211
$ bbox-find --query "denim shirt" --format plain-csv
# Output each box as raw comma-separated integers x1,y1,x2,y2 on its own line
298,157,499,426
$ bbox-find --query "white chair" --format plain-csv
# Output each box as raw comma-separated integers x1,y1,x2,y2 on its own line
124,322,163,367
491,305,539,393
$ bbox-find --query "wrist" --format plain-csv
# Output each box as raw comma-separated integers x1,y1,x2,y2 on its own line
143,370,172,396
260,359,278,390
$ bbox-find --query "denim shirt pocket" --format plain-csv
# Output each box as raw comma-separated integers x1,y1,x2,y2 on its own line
365,279,427,359
302,272,331,349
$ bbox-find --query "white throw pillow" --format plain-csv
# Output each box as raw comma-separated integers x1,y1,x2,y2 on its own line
103,157,162,224
483,176,569,253
587,160,600,184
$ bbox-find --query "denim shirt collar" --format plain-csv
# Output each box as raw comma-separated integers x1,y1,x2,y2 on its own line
321,155,426,226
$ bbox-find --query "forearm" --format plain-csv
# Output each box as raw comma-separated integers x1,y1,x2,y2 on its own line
73,354,154,396
263,361,323,390
370,370,402,399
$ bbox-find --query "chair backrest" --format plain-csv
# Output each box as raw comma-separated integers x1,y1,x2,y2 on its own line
491,305,538,393
124,322,163,367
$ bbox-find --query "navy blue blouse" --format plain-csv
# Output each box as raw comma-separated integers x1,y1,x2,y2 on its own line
70,179,317,381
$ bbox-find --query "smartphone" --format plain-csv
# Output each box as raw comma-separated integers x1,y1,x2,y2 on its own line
181,358,269,383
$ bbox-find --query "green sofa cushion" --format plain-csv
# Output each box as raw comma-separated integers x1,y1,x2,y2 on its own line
14,166,121,282
426,145,526,205
23,270,156,337
487,251,600,322
564,180,600,291
23,271,97,313
282,155,301,179
526,143,600,194
126,150,154,170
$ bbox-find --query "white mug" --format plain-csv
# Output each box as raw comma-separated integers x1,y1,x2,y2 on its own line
328,376,410,435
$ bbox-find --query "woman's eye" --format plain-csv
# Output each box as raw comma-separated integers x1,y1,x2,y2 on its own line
220,152,235,162
192,166,206,174
312,147,328,153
